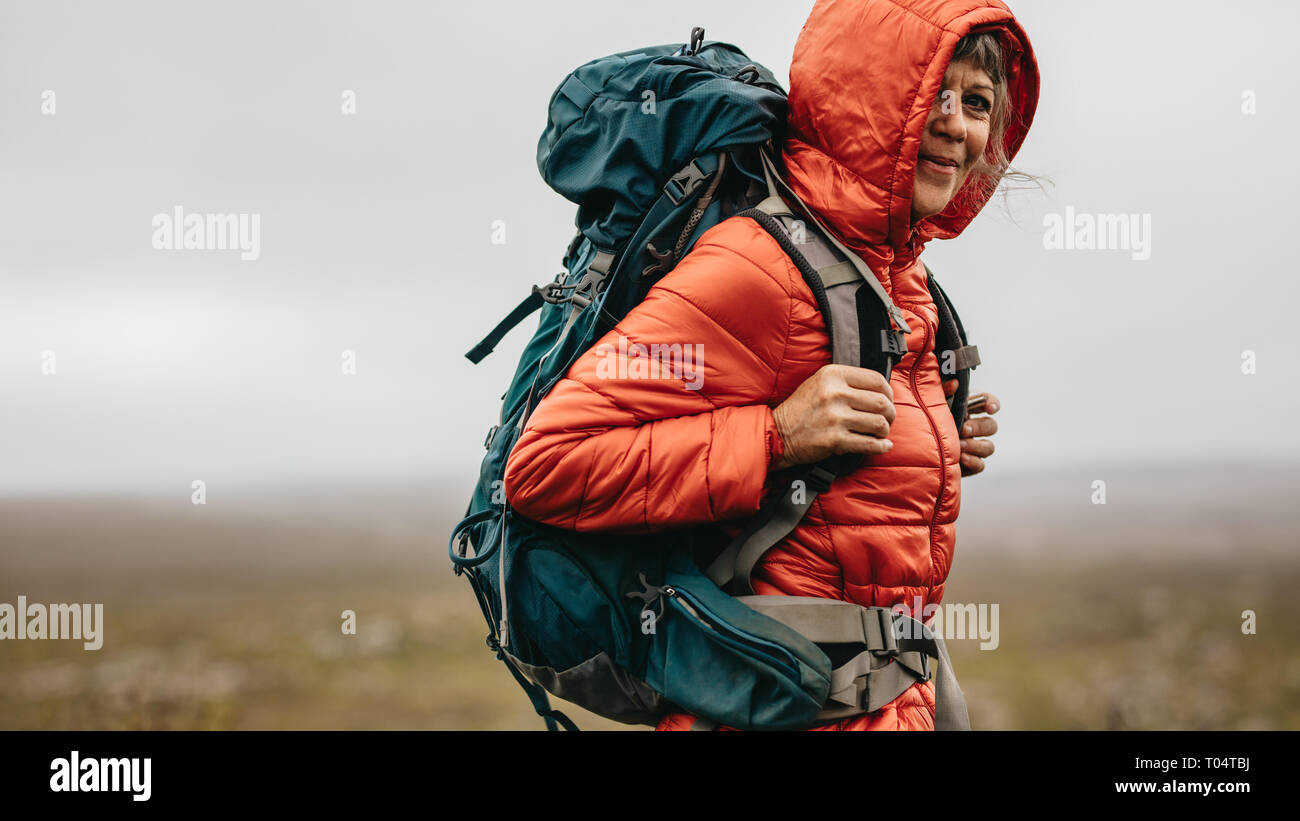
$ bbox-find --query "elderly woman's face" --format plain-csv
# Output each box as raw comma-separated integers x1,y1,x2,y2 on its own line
911,59,995,223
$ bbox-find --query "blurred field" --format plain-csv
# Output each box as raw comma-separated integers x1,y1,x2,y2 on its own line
2,464,1298,730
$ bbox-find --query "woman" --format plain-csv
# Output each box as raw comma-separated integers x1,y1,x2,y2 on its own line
505,0,1039,731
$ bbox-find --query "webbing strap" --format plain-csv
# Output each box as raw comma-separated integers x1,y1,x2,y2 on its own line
826,651,925,713
752,197,858,288
499,650,581,732
931,626,971,730
704,464,834,593
922,262,978,430
519,249,617,424
950,345,981,371
465,289,544,364
815,261,860,287
737,596,971,730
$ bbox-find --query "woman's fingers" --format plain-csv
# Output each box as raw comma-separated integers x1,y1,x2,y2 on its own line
841,408,891,439
961,415,998,438
839,430,894,455
843,387,896,423
959,452,985,475
960,437,995,458
837,408,893,456
971,391,1000,414
836,365,894,401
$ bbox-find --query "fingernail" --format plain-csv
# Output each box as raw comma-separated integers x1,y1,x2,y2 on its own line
883,440,893,451
988,403,999,413
962,423,972,435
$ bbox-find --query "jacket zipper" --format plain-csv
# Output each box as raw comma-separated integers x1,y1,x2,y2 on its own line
909,317,947,588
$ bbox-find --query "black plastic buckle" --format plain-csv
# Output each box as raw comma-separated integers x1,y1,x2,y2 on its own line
483,424,499,450
532,279,573,305
880,328,907,357
665,160,708,206
571,266,607,304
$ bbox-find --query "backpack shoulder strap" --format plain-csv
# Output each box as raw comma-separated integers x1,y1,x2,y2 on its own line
922,264,980,430
705,147,930,595
706,193,905,595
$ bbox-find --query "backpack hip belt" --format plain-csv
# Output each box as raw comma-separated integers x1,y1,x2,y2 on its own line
736,596,969,729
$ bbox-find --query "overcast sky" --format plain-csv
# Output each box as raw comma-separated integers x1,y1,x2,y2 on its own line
1,0,1297,495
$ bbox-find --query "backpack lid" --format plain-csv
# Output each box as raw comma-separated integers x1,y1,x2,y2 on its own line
537,38,786,251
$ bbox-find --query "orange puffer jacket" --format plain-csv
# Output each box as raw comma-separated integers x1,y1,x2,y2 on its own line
506,0,1038,730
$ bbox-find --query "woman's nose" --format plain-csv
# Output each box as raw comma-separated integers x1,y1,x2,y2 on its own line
929,97,967,141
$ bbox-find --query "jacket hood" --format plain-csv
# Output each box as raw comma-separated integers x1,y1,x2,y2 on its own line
780,0,1039,278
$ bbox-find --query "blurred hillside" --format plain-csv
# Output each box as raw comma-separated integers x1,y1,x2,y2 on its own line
1,463,1297,730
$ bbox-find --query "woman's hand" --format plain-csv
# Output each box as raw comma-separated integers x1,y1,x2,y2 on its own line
771,364,896,470
944,381,999,476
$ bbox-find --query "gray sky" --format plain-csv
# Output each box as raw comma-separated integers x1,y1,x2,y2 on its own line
1,0,1297,495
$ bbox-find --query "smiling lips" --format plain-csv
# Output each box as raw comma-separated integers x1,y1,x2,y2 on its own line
919,153,961,176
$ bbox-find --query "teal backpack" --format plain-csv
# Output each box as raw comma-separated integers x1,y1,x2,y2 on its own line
451,28,976,731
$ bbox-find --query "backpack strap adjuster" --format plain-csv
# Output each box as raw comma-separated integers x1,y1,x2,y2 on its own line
665,160,709,205
864,607,899,657
947,344,980,371
532,281,571,304
804,464,836,494
880,328,907,357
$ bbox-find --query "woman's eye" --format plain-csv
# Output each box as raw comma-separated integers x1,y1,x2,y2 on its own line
964,95,992,114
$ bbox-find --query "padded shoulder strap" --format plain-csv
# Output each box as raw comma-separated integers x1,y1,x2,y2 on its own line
707,159,915,595
923,263,980,431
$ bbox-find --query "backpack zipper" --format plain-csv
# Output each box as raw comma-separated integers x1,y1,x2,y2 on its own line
663,586,800,680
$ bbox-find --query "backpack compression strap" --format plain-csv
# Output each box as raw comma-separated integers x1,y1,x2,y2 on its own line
463,154,723,364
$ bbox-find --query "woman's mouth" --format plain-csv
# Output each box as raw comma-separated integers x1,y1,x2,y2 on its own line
919,154,960,176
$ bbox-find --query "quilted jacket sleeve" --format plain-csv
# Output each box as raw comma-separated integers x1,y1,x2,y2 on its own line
504,219,818,533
